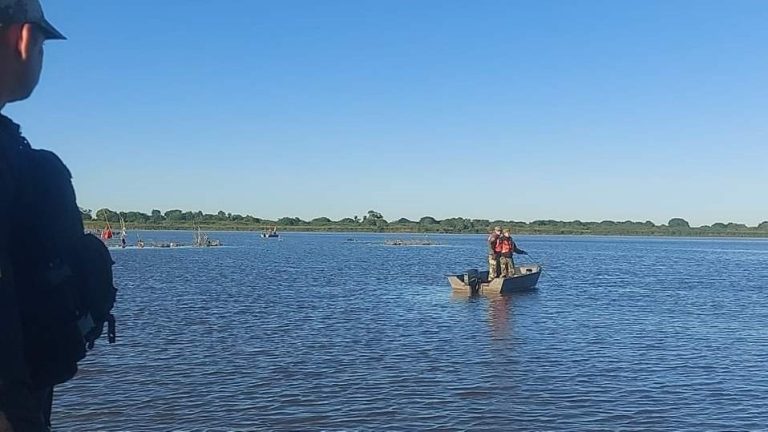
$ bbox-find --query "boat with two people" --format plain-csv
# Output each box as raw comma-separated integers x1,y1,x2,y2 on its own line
447,228,543,294
261,226,279,238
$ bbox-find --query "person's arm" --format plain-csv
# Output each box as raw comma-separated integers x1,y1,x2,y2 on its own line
513,242,527,255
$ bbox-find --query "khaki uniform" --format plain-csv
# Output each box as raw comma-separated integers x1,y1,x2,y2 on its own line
497,233,518,278
487,232,501,280
488,253,500,280
499,254,515,278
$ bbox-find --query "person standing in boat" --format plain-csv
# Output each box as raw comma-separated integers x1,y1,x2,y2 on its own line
487,226,502,280
498,228,528,278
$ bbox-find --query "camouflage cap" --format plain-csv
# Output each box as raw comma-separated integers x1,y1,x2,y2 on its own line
0,0,64,40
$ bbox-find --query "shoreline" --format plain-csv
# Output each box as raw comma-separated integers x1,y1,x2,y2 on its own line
84,223,768,238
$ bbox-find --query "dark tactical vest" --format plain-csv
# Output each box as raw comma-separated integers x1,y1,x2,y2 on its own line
0,115,116,390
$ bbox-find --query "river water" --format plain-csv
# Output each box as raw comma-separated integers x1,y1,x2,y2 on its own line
53,232,768,431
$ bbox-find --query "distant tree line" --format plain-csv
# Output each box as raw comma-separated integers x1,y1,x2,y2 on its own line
79,208,768,237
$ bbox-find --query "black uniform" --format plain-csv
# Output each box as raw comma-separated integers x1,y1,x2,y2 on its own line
0,114,86,431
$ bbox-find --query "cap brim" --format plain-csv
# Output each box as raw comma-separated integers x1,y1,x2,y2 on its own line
38,18,65,40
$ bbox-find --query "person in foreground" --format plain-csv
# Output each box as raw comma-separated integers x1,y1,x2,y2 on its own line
487,226,502,281
0,2,117,431
497,228,527,278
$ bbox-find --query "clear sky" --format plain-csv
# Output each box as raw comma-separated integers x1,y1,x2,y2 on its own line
5,0,768,226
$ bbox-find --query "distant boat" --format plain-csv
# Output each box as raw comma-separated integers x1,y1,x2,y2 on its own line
261,226,279,238
447,265,542,294
384,238,436,246
192,226,222,247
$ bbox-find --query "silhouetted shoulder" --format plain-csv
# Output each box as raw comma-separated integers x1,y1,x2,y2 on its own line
27,148,73,181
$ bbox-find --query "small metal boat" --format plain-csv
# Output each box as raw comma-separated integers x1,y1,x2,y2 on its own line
447,264,542,294
261,226,279,238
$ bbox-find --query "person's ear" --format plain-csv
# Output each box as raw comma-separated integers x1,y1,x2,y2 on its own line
17,23,39,61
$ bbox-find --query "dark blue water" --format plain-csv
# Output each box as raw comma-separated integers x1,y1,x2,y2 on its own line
54,232,768,431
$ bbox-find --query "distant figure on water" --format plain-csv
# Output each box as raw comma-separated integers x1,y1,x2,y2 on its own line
119,216,127,248
101,224,113,241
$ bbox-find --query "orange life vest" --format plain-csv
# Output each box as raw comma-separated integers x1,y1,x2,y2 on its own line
498,236,513,254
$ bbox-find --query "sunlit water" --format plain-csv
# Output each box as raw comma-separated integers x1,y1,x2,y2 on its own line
53,232,768,431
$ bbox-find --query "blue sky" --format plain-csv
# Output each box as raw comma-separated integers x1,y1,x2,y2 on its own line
6,0,768,226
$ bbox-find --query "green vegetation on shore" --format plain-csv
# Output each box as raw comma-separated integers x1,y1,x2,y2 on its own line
81,209,768,237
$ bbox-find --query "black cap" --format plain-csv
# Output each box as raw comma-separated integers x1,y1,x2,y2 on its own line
0,0,65,40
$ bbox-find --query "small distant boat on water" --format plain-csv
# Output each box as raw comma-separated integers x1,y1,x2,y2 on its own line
193,226,222,247
384,236,436,246
447,265,542,294
261,226,279,238
157,241,185,248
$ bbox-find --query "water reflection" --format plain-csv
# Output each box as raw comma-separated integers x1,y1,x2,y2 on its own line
55,233,768,431
452,291,530,341
488,294,513,340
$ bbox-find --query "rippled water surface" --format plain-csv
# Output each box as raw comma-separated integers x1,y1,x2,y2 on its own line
54,232,768,431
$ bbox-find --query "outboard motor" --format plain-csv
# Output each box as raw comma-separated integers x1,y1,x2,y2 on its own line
463,269,481,294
